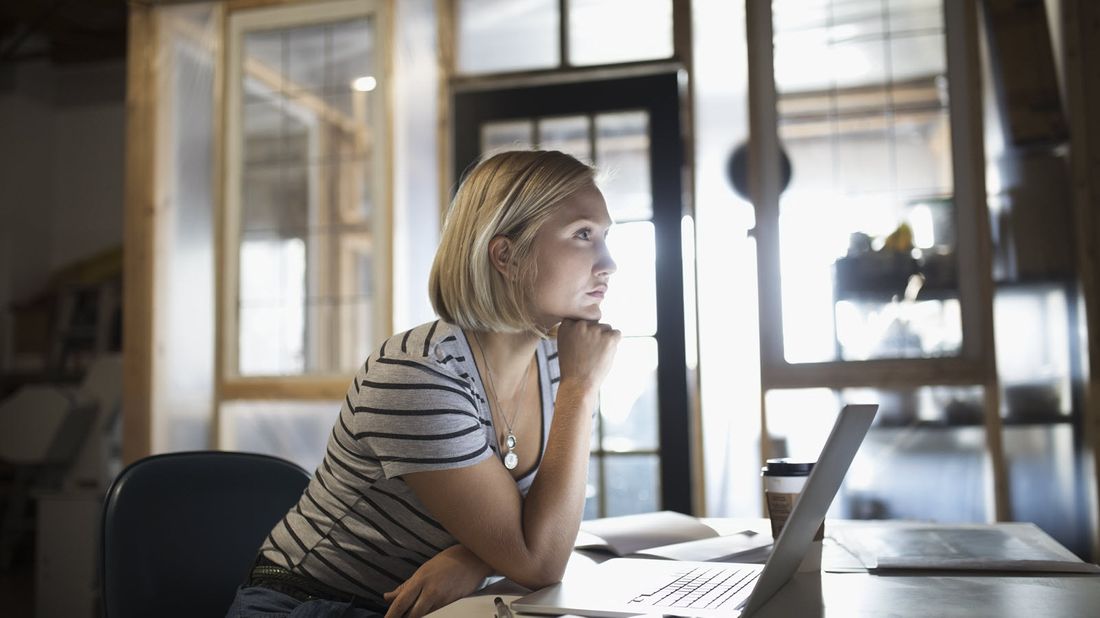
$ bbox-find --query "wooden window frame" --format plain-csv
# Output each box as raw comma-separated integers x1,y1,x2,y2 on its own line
216,0,394,412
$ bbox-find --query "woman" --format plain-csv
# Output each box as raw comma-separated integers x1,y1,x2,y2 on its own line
228,150,620,617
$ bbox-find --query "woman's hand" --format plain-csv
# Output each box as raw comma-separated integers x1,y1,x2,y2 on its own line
556,318,620,393
383,544,493,618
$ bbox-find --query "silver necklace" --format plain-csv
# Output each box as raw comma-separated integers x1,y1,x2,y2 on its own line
472,332,533,470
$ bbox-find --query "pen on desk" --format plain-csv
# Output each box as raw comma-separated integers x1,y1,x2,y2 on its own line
494,596,514,618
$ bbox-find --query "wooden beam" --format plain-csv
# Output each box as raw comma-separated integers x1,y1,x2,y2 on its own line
746,0,782,517
672,0,705,517
121,3,157,463
942,0,1008,522
436,0,456,215
220,377,350,401
1062,0,1100,562
762,357,988,391
214,1,232,446
380,0,396,345
212,1,229,449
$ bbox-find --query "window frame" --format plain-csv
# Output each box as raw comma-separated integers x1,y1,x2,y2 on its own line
451,70,694,516
452,0,680,77
218,0,393,402
747,0,992,390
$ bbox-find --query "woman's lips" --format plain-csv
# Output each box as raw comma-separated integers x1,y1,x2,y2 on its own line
586,286,607,299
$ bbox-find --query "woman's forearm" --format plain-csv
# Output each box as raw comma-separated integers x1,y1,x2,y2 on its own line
446,543,495,582
402,321,618,591
516,379,597,585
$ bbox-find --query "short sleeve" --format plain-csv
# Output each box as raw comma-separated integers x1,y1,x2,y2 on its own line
350,353,492,479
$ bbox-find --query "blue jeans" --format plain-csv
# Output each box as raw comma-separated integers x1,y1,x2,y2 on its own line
226,585,384,618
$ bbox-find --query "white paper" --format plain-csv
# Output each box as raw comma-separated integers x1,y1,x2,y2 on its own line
631,531,774,562
575,511,718,556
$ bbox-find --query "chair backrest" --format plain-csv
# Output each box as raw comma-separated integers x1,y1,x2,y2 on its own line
100,451,310,618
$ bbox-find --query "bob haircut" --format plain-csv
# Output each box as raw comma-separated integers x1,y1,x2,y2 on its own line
429,150,597,337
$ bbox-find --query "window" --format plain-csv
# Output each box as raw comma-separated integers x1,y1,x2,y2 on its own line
450,3,694,515
771,0,959,363
457,0,560,73
568,0,674,66
474,108,668,518
455,0,674,75
223,0,390,395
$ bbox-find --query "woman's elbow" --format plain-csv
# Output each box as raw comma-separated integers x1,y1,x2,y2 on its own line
513,569,564,591
511,555,568,590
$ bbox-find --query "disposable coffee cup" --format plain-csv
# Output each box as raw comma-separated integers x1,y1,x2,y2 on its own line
762,458,823,572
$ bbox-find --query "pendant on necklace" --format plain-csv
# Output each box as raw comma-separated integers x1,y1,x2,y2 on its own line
503,433,518,469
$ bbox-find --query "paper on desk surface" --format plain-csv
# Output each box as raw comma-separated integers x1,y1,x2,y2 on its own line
829,522,1100,574
630,531,773,562
576,511,718,556
574,511,776,563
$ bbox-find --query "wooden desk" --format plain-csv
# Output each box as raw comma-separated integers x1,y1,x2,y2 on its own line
429,519,1100,618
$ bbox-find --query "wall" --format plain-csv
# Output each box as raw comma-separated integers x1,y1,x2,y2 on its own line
391,0,441,331
0,59,126,366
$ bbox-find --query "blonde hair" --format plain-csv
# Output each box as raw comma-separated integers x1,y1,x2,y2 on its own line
429,150,597,336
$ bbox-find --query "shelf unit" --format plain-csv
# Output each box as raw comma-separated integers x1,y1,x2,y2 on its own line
743,0,1094,559
745,0,1007,519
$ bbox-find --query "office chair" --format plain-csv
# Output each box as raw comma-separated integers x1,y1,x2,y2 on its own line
100,451,310,618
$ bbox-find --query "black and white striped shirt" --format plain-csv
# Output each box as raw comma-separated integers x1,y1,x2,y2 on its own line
259,320,561,605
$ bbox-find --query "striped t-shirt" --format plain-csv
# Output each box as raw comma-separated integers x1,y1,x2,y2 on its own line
259,320,561,605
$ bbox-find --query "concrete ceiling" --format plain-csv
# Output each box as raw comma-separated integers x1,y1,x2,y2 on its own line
0,0,128,64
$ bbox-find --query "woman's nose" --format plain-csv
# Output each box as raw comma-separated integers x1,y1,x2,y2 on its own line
596,245,617,276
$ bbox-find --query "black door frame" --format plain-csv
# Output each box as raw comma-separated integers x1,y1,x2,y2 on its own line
451,70,693,514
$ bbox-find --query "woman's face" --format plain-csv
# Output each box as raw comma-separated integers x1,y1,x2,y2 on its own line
528,185,617,327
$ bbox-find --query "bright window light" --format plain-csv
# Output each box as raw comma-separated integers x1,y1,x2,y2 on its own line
239,237,305,375
908,203,936,249
351,75,377,91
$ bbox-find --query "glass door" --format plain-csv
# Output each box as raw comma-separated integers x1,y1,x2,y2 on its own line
452,71,692,516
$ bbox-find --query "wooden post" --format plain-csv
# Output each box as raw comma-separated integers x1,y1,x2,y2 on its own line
436,0,455,214
671,0,706,517
947,0,1009,523
121,3,158,463
1062,0,1100,561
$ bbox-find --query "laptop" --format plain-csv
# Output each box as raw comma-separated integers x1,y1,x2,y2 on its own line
512,403,878,618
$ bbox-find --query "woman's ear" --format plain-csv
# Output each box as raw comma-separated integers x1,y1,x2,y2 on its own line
488,235,514,279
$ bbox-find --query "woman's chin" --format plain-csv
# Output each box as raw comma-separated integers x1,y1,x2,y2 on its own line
543,305,603,327
572,306,603,322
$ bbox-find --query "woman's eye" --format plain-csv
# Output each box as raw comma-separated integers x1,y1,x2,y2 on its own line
575,229,592,241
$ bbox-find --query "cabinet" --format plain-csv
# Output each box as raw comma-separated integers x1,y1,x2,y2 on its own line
743,0,1091,559
36,491,100,618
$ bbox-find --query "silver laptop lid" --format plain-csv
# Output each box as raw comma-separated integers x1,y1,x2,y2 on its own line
739,403,877,615
510,404,877,618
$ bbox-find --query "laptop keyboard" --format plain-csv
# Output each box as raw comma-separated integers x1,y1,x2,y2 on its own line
628,566,760,610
